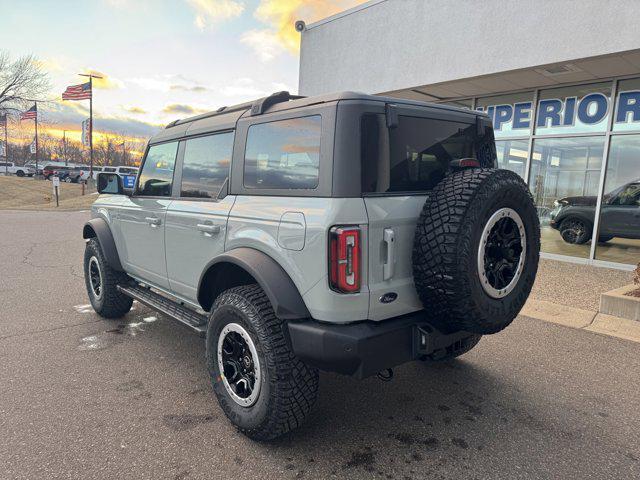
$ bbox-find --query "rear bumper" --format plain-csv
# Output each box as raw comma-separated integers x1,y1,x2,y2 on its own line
287,312,473,379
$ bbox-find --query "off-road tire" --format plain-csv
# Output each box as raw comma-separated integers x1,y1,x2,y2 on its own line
421,334,481,362
83,238,133,318
206,284,319,441
413,168,540,334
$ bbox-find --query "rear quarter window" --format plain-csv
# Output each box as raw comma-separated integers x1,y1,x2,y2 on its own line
244,115,321,190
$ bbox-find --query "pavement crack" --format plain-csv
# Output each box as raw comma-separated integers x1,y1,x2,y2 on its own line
584,312,599,328
0,319,102,341
21,241,76,270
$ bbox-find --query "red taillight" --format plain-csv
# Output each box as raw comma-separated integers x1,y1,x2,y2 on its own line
329,226,361,293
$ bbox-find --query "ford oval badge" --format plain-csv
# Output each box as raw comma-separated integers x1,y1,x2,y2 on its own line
379,292,398,304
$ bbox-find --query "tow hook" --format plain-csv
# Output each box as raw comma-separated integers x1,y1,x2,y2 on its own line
377,368,394,382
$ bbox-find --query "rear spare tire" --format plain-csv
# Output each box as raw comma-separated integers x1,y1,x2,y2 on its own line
413,168,540,334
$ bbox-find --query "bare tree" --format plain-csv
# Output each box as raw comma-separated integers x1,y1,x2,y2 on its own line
0,51,50,115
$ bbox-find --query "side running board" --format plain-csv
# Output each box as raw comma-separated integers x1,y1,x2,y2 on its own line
117,284,208,337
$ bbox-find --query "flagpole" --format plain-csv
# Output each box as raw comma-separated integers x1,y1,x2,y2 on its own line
78,74,101,178
34,101,38,176
89,76,93,175
4,116,8,177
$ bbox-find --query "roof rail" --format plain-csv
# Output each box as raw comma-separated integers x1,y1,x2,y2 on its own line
165,91,306,129
250,91,305,116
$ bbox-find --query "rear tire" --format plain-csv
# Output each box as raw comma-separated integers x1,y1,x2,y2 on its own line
206,285,319,441
413,168,540,334
16,170,24,177
83,238,133,318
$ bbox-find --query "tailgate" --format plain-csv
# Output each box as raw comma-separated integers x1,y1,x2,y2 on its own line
364,195,426,320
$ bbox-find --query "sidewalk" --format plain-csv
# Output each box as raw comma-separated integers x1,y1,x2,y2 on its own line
522,259,640,343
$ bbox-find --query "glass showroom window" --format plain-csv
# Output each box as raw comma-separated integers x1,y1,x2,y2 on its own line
535,82,611,136
612,78,640,133
530,137,604,258
476,91,534,139
495,139,529,179
595,135,640,263
477,92,533,179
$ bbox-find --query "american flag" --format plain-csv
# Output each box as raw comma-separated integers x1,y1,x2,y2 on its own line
62,82,92,100
20,105,37,121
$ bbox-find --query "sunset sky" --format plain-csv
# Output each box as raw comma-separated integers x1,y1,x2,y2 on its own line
0,0,365,146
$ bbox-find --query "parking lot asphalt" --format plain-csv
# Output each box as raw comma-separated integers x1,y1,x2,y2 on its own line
1,209,639,480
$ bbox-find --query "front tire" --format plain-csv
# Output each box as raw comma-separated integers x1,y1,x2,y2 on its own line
83,238,133,318
206,285,319,441
559,218,592,244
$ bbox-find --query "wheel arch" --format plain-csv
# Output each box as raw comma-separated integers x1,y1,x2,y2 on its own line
197,247,310,320
556,209,594,228
82,218,124,271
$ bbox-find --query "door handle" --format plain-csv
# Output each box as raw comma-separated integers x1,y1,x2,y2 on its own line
197,223,221,235
145,216,161,226
383,228,395,280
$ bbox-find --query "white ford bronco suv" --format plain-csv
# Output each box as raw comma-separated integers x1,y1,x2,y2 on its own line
83,91,540,440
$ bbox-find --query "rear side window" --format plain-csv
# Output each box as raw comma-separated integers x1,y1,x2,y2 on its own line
244,116,321,189
361,114,495,194
118,167,137,174
137,141,178,196
103,167,116,172
180,132,234,198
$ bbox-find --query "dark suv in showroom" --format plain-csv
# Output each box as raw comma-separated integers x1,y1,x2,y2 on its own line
549,180,640,244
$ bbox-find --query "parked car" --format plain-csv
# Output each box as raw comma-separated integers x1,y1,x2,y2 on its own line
82,91,540,440
52,166,75,182
0,162,36,177
101,166,138,176
42,164,60,180
549,180,640,243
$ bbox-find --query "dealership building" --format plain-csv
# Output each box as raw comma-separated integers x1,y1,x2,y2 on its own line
298,0,640,269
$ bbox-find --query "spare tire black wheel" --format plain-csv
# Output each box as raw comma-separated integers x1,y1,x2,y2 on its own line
413,168,540,335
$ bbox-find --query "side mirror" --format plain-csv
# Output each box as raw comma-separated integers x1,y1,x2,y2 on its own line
97,172,128,195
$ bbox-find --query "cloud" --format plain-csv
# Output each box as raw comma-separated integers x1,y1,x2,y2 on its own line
128,75,209,93
162,103,207,115
36,57,66,73
122,105,147,114
240,29,287,62
244,0,367,60
217,77,294,98
185,0,245,29
47,101,160,138
169,84,209,92
81,69,125,89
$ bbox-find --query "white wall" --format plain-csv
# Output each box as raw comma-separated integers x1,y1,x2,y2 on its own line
299,0,640,95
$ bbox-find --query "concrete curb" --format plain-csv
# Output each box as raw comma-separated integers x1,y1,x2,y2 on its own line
520,299,640,344
600,284,640,321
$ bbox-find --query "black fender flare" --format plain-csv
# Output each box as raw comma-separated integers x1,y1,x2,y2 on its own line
82,218,124,271
197,247,310,320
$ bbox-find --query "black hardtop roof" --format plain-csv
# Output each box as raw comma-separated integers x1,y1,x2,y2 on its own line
153,90,485,143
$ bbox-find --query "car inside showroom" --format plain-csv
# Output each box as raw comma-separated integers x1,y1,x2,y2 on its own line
298,0,640,268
